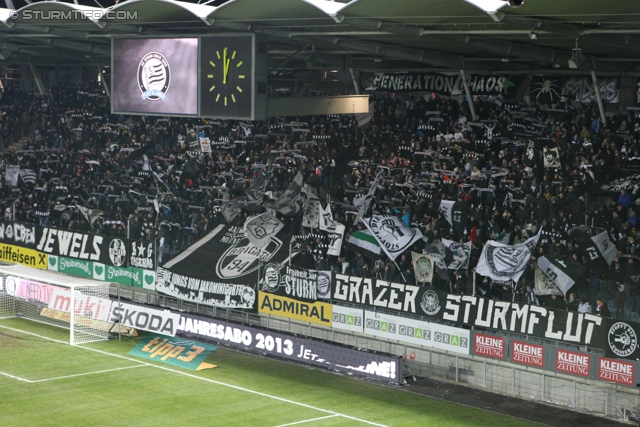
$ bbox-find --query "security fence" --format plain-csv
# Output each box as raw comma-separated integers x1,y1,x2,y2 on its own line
112,283,640,424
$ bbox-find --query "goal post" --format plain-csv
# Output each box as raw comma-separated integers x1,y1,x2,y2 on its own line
0,263,114,345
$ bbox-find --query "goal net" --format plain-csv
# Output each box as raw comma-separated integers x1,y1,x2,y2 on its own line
0,263,113,345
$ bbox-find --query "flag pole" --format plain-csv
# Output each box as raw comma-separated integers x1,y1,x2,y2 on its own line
394,260,407,283
512,279,517,302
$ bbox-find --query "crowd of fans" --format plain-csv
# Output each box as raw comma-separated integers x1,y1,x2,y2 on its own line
2,82,640,320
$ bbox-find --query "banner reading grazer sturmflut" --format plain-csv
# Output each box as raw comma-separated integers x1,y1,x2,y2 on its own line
331,274,608,348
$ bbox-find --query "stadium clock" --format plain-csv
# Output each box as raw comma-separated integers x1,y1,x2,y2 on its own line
200,35,257,120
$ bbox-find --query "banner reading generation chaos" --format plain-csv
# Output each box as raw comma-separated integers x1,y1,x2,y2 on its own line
332,274,608,349
364,71,524,97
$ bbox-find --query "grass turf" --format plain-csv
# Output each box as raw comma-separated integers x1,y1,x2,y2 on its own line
0,318,537,427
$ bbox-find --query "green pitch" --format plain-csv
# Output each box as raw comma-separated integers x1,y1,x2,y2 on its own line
0,318,535,427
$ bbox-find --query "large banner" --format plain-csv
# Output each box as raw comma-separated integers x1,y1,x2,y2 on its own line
365,72,524,97
157,224,293,310
162,224,291,287
177,311,403,384
332,274,608,348
530,75,620,104
156,267,257,310
0,219,38,249
37,227,128,268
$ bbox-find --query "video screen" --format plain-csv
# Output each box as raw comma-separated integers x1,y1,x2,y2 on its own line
112,38,198,116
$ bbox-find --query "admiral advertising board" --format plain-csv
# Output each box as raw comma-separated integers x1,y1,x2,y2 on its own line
176,311,403,384
112,38,199,116
332,275,608,349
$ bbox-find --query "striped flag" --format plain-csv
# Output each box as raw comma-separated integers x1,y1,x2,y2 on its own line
346,229,381,259
18,169,37,185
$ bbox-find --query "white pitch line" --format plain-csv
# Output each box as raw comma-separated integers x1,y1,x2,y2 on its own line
274,414,339,427
0,325,388,427
0,371,31,382
0,365,145,383
30,365,147,383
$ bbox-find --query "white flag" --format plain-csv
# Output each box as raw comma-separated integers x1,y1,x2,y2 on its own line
243,212,284,249
476,230,541,285
439,200,454,226
442,239,471,270
326,223,345,257
199,136,212,153
302,199,321,229
363,215,424,261
319,203,335,232
353,172,383,225
5,165,19,187
534,265,563,296
591,231,617,266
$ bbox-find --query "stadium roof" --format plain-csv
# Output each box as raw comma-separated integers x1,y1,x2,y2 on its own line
0,0,639,74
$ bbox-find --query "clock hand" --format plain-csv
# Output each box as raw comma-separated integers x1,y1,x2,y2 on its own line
223,47,230,85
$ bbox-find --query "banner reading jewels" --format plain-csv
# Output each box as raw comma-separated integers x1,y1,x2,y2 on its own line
332,274,608,348
36,226,129,268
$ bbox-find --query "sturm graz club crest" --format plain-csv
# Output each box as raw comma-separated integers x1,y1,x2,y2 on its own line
138,52,170,101
261,263,281,293
216,235,282,280
608,322,638,358
109,239,127,267
420,290,441,316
